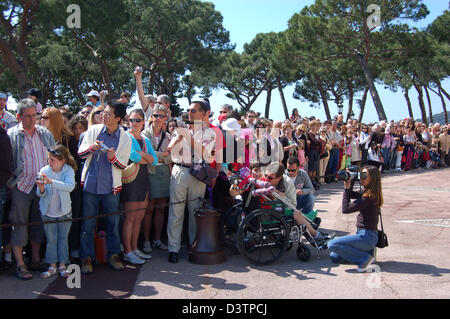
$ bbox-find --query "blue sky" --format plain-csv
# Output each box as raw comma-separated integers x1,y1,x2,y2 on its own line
193,0,449,123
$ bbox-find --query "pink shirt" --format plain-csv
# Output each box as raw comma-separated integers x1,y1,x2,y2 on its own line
17,127,48,194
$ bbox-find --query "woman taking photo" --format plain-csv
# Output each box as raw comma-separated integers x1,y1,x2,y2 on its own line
121,109,158,264
327,165,383,272
141,106,172,253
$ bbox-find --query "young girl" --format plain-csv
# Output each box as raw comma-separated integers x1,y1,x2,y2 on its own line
36,145,77,278
367,141,382,170
297,139,306,170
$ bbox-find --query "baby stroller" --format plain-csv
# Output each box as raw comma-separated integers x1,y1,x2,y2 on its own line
220,173,334,265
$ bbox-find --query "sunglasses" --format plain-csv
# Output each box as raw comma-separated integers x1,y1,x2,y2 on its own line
81,111,91,115
187,108,197,113
220,111,228,114
153,114,166,119
265,174,276,181
287,169,297,172
48,149,62,156
129,119,143,123
93,111,103,116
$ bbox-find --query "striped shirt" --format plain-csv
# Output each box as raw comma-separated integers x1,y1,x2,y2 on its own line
17,128,48,194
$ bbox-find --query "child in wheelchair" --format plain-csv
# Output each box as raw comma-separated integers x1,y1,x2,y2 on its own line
229,163,334,249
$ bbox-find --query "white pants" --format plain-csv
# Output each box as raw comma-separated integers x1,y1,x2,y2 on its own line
167,165,206,253
395,151,403,169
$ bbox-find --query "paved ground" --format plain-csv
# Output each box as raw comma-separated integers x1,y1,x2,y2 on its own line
1,167,449,299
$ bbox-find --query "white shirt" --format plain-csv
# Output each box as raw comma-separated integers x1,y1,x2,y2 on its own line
368,147,380,162
171,123,216,164
143,106,153,129
46,171,63,218
328,130,343,147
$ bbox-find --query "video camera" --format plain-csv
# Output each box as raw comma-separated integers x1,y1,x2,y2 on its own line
337,165,368,181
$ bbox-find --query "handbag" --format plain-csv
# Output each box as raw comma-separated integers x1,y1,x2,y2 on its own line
320,150,329,159
377,208,388,248
122,137,147,184
189,161,218,185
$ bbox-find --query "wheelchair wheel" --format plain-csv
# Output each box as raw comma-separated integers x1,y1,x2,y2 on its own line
236,209,290,265
296,244,311,262
219,203,242,255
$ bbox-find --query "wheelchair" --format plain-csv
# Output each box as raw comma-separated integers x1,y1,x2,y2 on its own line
219,178,332,265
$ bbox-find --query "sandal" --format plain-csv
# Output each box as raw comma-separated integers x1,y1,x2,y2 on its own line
58,265,70,278
16,265,33,280
40,266,57,279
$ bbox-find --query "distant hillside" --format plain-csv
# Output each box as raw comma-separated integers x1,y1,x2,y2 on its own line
416,111,449,125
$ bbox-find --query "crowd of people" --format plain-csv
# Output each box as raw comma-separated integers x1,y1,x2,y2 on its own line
0,76,449,280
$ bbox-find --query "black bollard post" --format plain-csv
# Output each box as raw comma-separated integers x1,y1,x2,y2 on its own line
189,207,225,265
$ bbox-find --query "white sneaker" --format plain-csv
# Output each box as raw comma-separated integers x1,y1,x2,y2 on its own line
70,250,79,259
143,241,152,253
357,256,376,273
123,252,145,265
133,250,152,260
153,240,168,250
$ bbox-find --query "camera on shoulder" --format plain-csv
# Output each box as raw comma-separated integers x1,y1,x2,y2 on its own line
337,165,368,181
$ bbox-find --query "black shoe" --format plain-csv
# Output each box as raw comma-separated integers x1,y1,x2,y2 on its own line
168,252,179,263
0,260,15,273
315,232,335,248
28,260,48,272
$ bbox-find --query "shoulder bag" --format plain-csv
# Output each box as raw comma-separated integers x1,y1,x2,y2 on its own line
122,137,147,184
376,208,389,248
189,153,218,185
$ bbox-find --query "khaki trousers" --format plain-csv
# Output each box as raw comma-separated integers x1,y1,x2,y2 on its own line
167,165,206,253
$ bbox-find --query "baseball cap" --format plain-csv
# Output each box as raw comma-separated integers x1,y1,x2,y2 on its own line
86,90,100,98
0,92,7,99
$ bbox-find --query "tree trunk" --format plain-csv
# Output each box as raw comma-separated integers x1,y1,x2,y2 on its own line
413,83,428,125
424,86,433,123
437,80,450,102
437,86,448,124
358,86,369,123
265,85,272,119
316,80,331,121
276,76,289,120
404,88,414,119
357,53,387,121
346,80,354,121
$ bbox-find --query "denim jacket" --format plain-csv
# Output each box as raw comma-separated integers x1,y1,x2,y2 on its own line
36,164,75,217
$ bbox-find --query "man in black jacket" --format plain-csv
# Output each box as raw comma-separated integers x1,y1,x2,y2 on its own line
0,126,12,271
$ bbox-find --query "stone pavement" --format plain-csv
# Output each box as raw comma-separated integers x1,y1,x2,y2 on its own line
1,168,449,299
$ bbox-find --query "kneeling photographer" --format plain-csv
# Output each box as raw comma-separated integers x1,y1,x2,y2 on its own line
327,165,383,272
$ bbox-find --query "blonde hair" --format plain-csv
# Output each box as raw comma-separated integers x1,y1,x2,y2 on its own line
88,106,104,127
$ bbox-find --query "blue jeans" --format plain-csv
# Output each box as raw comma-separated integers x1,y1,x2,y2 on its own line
0,187,7,262
388,150,397,169
328,229,378,267
381,148,391,170
296,193,315,214
80,191,121,260
326,149,340,181
42,213,72,265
